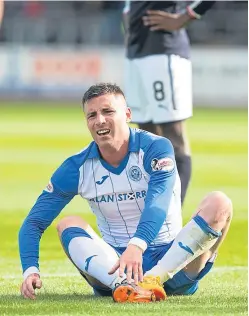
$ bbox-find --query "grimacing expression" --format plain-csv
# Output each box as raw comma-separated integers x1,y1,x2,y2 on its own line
84,94,131,147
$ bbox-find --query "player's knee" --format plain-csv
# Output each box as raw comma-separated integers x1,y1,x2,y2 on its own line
198,191,233,226
56,215,89,236
208,191,233,217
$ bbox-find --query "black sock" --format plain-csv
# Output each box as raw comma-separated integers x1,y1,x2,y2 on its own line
175,154,192,205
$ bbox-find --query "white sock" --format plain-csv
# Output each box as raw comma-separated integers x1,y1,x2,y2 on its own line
145,216,221,283
68,235,126,289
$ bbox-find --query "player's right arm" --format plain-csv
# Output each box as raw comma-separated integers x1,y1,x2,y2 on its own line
19,157,79,299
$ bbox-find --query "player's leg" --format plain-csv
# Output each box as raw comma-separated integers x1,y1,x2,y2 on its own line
182,191,232,279
113,192,232,301
157,120,191,204
138,121,157,134
56,215,126,295
145,191,233,288
139,54,193,204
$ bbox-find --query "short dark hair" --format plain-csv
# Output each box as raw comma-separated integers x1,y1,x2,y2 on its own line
82,83,125,109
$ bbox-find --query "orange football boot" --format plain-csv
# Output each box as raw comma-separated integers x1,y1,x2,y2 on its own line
112,276,167,303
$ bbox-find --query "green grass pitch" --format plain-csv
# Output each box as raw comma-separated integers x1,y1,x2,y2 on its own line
0,102,247,315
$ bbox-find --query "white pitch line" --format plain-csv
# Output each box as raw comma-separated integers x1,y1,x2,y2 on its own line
0,266,247,280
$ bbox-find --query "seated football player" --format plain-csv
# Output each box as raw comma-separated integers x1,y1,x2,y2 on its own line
19,83,232,302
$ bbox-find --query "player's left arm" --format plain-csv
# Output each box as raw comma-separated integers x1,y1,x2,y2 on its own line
143,1,216,31
130,137,176,251
186,1,216,20
109,138,176,284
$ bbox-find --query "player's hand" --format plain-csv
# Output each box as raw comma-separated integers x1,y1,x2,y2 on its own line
108,244,143,285
20,273,42,300
143,10,190,31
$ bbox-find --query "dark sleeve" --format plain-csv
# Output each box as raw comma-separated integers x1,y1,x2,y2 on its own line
187,1,216,19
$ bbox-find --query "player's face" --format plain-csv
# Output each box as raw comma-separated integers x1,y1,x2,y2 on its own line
85,94,131,148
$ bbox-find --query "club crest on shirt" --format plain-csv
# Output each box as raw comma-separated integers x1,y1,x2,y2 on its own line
151,157,174,172
44,181,54,193
128,166,142,182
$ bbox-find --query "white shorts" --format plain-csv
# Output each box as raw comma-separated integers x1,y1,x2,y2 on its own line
124,54,193,124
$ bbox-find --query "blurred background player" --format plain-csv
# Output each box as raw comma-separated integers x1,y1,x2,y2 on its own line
123,1,216,204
